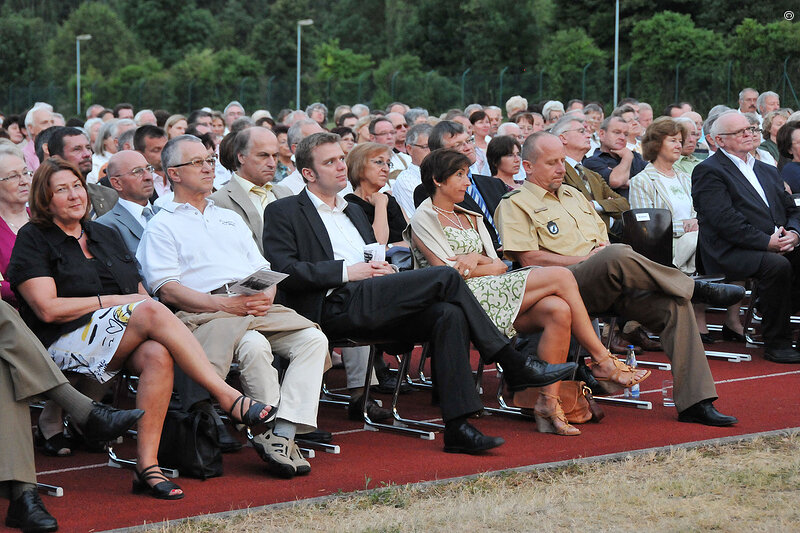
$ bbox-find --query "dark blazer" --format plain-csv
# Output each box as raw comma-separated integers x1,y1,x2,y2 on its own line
208,177,266,255
262,189,376,323
413,173,506,250
692,150,800,279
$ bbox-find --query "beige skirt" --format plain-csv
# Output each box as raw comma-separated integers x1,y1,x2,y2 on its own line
47,301,143,383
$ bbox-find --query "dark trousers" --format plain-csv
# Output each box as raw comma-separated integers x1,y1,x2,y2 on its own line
754,248,800,346
320,267,509,422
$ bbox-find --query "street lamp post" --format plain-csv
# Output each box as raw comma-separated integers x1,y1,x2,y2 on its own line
76,34,92,116
296,19,314,110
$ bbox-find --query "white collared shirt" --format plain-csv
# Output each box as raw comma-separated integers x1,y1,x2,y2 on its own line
392,163,421,217
305,189,366,284
137,198,269,294
279,168,354,196
719,148,769,208
117,197,154,228
232,173,276,220
153,173,171,198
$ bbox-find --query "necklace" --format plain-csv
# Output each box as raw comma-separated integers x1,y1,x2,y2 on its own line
1,211,29,231
433,204,466,230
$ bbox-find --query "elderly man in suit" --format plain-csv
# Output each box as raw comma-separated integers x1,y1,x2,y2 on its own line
693,110,800,363
209,127,282,255
262,132,577,455
413,121,507,251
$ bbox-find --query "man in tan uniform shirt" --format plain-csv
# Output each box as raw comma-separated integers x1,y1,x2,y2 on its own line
495,132,743,426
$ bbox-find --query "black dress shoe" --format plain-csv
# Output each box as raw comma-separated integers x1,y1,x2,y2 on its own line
721,324,746,342
371,366,413,395
678,399,738,426
297,428,333,444
35,429,72,457
348,395,393,422
81,402,144,442
692,280,745,307
764,345,800,364
500,353,576,392
443,419,504,454
5,489,58,533
699,332,716,345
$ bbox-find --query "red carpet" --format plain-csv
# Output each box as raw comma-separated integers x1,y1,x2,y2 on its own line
3,337,800,532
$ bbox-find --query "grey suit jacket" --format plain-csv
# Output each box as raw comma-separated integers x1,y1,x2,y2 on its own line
95,201,150,255
208,176,266,255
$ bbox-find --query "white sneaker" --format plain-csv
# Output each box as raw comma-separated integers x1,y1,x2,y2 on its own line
252,430,295,478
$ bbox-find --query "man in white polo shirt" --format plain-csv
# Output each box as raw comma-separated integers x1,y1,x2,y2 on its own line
137,134,329,478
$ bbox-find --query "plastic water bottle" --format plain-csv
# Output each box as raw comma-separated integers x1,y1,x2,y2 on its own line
624,345,640,399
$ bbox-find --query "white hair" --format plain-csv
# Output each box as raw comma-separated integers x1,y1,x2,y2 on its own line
709,110,743,138
497,122,521,136
24,102,53,129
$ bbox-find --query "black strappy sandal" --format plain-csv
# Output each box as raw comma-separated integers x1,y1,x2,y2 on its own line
132,465,184,500
227,395,277,434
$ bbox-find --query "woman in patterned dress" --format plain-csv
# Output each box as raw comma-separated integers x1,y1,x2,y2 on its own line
406,149,649,436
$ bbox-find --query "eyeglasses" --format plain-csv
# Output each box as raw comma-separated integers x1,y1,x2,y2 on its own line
450,138,475,150
561,127,586,135
718,126,760,137
116,165,155,178
410,144,429,150
171,156,216,169
0,169,33,183
395,123,408,130
370,159,394,169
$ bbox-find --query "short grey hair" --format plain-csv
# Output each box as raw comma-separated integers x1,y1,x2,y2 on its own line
305,102,328,117
161,134,203,171
742,112,761,126
542,100,565,119
134,109,154,125
405,123,432,147
739,87,758,100
231,127,259,169
230,116,254,134
704,107,732,138
405,107,429,125
83,117,103,134
638,102,652,112
351,103,370,117
756,91,779,113
709,110,742,138
428,120,466,151
464,103,483,117
117,128,135,151
288,118,320,148
0,141,24,160
284,110,309,127
24,102,53,129
497,122,521,136
583,103,604,115
550,116,583,136
224,100,245,115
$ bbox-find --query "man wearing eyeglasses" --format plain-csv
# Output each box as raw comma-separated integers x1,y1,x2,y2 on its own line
46,126,118,217
693,110,800,364
137,134,329,478
369,117,411,186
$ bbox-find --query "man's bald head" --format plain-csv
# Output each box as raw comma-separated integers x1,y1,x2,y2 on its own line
107,150,154,205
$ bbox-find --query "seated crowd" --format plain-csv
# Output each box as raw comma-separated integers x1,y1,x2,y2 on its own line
1,89,798,531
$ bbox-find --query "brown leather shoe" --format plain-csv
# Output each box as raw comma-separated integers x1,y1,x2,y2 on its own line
608,327,641,354
622,327,663,352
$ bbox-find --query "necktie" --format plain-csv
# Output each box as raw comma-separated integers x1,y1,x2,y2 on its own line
467,180,496,231
142,206,154,222
251,186,270,209
574,164,591,193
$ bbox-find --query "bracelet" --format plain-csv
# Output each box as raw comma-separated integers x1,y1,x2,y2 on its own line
97,295,102,309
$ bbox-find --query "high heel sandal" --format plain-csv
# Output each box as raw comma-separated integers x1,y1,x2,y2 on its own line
587,352,651,394
533,392,581,436
227,395,277,433
132,465,184,500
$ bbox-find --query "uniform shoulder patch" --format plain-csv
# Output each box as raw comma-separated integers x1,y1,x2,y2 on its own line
501,189,521,199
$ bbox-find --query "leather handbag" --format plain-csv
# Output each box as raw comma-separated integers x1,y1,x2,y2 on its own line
157,407,223,480
511,381,605,423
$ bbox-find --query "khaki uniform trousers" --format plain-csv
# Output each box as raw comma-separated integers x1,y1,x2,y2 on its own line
567,244,717,412
0,301,67,485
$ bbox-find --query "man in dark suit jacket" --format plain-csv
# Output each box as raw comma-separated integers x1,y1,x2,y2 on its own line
263,132,576,454
693,110,800,363
413,120,507,251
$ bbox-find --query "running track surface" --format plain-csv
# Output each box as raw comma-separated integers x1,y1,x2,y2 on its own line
3,337,799,532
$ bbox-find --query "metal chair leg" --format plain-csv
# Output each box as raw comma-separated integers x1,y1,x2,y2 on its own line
36,483,63,497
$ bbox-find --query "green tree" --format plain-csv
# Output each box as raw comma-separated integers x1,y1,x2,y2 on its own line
730,18,800,100
0,12,48,83
630,11,727,111
537,28,607,103
314,39,373,81
246,0,320,79
169,48,261,110
45,2,144,84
